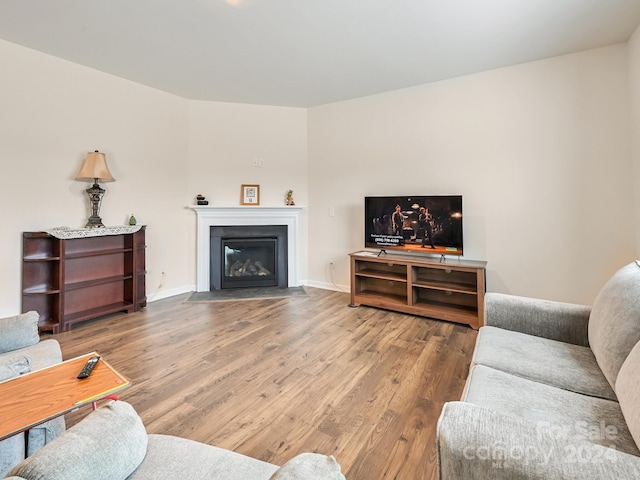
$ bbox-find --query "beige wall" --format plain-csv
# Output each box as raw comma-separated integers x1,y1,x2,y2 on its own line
185,100,309,283
0,39,191,317
0,39,308,317
629,25,640,257
187,101,307,206
307,44,636,305
1,36,638,317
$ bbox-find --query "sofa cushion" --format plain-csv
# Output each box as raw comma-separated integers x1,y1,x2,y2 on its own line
437,401,640,479
269,453,346,480
473,326,616,400
129,434,279,479
0,435,25,479
616,340,640,451
0,354,31,381
8,401,147,480
0,312,39,355
589,261,640,389
464,365,639,456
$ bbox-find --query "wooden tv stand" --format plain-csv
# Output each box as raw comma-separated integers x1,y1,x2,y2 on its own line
349,250,486,329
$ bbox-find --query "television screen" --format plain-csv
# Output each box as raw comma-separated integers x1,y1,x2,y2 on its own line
364,195,463,256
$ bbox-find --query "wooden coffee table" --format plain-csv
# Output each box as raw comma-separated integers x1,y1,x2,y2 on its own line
0,352,130,441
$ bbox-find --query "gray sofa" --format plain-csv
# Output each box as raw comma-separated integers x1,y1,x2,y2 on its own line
437,260,640,479
0,311,66,477
4,400,346,480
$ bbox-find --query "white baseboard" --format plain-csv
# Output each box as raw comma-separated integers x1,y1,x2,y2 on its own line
305,280,350,294
147,285,195,303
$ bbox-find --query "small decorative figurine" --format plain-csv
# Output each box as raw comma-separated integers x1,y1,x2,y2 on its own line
285,189,295,206
196,194,209,205
129,214,137,226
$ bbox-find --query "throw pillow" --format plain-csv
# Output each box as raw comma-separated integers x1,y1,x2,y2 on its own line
0,312,39,354
269,453,346,480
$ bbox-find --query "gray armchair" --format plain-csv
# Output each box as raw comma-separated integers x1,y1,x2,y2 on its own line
0,311,66,477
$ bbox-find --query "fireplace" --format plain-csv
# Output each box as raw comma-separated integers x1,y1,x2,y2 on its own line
210,225,288,290
192,206,304,292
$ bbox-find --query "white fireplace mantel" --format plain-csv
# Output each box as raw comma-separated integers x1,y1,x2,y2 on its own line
190,205,305,291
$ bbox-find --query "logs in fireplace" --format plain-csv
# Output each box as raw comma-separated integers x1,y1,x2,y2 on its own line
229,258,272,277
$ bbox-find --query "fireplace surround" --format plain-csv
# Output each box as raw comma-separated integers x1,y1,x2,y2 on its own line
191,206,304,292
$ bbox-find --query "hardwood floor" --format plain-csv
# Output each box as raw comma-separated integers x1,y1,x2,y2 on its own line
52,287,477,479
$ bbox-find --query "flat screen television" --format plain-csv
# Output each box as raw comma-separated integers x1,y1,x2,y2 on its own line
364,195,463,256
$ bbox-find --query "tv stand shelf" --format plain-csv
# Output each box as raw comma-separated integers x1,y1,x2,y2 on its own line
349,250,486,329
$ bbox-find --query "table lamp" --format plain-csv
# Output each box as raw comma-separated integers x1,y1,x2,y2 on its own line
75,150,116,228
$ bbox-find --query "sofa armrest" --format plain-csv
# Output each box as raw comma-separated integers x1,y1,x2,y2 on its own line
485,293,591,346
16,338,62,371
437,402,640,479
269,453,346,480
8,401,147,480
0,354,31,381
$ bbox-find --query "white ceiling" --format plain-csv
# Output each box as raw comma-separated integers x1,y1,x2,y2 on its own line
1,0,640,107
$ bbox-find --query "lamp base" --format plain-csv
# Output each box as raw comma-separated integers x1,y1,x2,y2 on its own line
85,182,106,228
85,215,105,228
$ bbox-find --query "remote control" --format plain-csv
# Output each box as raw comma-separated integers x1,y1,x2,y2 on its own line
77,355,100,379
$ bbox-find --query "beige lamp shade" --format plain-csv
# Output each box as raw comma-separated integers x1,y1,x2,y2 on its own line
75,150,116,183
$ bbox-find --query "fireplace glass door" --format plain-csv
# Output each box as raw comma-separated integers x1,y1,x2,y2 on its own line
221,238,277,288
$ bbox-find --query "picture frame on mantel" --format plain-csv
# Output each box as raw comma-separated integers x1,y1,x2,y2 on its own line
240,184,260,205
